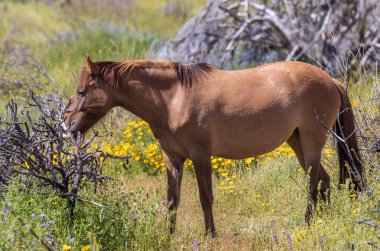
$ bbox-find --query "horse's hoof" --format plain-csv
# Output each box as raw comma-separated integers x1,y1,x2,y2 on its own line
204,229,217,238
211,230,217,238
305,207,313,226
169,226,176,234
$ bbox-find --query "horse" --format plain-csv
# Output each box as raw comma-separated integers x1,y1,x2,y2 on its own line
64,55,364,236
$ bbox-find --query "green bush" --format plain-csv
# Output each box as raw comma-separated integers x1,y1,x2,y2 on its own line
0,179,171,250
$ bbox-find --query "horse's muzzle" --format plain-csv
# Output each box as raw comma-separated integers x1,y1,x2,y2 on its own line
71,131,79,140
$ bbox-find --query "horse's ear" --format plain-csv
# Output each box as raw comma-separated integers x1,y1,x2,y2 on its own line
84,53,98,75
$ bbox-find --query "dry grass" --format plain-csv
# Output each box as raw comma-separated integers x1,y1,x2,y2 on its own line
118,154,379,250
120,171,257,250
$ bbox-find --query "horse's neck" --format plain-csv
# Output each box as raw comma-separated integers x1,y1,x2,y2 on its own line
118,67,180,130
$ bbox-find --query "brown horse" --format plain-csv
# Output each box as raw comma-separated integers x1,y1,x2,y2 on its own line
64,55,364,236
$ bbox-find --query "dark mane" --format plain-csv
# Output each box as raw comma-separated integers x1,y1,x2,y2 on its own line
77,61,120,90
175,62,214,87
97,61,121,89
81,60,214,89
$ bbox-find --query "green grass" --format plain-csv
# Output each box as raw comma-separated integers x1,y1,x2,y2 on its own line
0,179,171,251
1,156,379,250
68,0,208,37
43,27,155,96
0,1,156,110
0,2,73,52
0,0,205,101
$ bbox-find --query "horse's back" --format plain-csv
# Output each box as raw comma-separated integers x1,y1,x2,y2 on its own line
173,61,341,158
193,61,340,123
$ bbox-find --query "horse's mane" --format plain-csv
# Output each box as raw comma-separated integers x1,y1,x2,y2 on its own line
79,60,214,89
175,62,214,87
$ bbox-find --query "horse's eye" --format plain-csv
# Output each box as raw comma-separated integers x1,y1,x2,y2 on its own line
77,90,86,97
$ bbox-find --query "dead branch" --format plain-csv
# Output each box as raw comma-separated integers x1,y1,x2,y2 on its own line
0,92,130,213
158,0,380,73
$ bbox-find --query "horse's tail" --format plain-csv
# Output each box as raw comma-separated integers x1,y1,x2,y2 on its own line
333,80,364,191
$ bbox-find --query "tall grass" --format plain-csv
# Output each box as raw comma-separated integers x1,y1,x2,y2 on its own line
43,27,155,96
1,154,378,250
0,2,73,52
0,179,171,250
0,1,156,109
68,0,207,37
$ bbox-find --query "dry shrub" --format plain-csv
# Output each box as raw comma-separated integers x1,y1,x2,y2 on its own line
0,92,129,211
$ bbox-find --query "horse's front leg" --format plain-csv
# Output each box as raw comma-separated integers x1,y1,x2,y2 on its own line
191,152,216,236
163,151,184,234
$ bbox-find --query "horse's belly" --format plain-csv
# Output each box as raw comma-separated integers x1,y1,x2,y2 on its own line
210,135,290,159
209,113,297,159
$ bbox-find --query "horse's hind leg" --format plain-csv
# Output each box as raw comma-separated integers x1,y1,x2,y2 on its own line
287,130,330,202
287,129,331,223
287,129,305,168
318,165,331,203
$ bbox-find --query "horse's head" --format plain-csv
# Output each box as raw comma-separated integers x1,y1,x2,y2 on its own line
64,55,116,135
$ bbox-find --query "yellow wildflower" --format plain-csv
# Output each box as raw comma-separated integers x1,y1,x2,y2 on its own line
81,245,91,251
62,244,71,251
